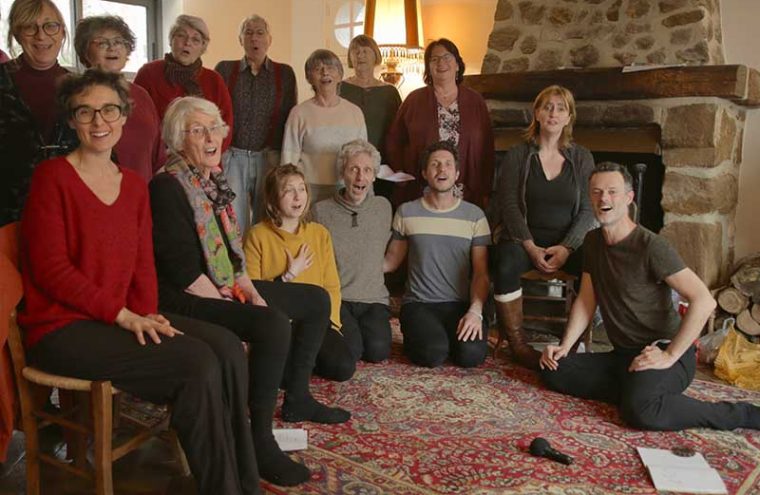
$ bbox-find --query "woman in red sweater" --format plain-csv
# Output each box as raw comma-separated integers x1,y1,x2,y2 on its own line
74,15,165,181
19,69,258,495
134,14,232,151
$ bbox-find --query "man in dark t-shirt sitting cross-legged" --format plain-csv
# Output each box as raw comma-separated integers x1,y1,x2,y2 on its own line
540,161,760,431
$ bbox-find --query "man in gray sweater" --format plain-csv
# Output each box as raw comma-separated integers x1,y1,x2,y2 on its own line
313,139,393,363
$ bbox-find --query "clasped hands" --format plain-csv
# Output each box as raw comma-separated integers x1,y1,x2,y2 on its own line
524,241,570,274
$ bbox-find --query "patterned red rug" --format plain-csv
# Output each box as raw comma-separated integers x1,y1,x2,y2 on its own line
265,344,760,495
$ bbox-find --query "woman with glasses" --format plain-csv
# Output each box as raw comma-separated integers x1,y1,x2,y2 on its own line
20,69,259,495
386,38,494,209
74,15,164,181
281,49,367,203
1,0,78,226
134,14,232,151
149,96,352,487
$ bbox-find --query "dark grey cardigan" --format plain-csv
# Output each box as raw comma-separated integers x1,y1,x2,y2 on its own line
496,141,596,250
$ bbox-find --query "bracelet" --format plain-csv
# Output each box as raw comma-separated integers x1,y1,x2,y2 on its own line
467,309,483,321
281,270,296,282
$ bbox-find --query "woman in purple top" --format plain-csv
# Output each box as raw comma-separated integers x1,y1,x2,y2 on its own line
74,15,164,181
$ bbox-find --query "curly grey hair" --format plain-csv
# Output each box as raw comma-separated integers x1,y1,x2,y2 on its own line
336,139,381,178
74,15,136,67
162,96,228,154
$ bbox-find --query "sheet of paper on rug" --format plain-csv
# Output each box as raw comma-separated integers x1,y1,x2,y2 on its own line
637,447,727,494
378,165,415,182
273,428,308,451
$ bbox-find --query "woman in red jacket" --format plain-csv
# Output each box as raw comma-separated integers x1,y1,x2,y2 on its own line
19,69,259,495
385,38,494,208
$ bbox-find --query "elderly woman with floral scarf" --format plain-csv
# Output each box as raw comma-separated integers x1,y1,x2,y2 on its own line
149,96,350,488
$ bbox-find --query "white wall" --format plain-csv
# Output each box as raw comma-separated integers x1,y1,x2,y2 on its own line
721,0,760,260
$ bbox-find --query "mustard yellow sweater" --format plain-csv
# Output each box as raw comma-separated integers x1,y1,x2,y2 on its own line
244,221,342,330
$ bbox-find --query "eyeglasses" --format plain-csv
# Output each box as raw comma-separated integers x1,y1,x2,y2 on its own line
71,104,123,124
20,21,62,37
183,124,227,139
91,37,128,50
430,53,454,65
173,32,204,46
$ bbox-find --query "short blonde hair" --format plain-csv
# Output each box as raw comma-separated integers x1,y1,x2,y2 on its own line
169,15,209,53
347,35,382,68
7,0,67,57
523,85,577,149
162,96,228,154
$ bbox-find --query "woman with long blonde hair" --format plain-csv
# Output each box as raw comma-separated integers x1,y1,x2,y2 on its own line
492,85,596,370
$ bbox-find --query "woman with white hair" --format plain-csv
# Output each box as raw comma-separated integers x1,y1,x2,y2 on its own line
313,139,393,363
150,96,349,487
281,48,366,203
134,14,232,150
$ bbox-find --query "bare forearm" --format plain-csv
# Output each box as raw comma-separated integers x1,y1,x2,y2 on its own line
559,277,596,350
469,273,490,313
665,292,716,360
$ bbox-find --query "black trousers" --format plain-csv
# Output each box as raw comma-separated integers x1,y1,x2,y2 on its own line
253,281,356,383
400,301,488,368
541,345,760,431
28,313,259,495
157,282,292,458
492,241,583,294
341,301,392,363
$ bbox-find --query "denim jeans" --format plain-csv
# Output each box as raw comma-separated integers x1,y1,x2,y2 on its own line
223,147,278,235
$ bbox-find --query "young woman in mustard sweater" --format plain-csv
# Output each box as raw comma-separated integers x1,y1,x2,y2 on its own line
245,164,356,381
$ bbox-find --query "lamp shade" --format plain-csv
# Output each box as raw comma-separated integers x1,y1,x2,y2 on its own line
364,0,424,49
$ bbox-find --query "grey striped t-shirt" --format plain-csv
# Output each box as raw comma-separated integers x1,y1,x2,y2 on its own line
392,198,491,304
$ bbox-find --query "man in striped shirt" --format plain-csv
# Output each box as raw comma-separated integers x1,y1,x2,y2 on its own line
384,140,491,368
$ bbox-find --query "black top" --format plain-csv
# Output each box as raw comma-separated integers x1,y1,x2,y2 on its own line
149,172,234,312
525,155,575,247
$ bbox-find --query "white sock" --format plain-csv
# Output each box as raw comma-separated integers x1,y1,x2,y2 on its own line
494,289,522,303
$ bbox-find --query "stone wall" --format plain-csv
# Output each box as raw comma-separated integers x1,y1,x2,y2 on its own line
488,96,745,287
481,0,725,73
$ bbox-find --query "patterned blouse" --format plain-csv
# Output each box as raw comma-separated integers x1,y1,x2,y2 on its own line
437,101,460,145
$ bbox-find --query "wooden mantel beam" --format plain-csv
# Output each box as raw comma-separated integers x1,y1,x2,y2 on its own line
463,65,760,108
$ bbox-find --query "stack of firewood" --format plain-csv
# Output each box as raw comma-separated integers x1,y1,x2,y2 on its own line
714,253,760,340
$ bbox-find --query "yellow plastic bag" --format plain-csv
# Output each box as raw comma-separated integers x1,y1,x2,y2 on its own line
714,326,760,391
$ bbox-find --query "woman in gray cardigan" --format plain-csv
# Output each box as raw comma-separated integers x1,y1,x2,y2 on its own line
492,85,595,370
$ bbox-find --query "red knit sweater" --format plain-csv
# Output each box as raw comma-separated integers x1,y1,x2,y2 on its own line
19,157,158,347
133,59,234,151
114,83,165,182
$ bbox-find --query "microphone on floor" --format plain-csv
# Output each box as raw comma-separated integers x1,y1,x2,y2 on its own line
529,437,574,465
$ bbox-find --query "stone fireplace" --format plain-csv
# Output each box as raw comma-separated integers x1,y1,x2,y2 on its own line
464,0,760,288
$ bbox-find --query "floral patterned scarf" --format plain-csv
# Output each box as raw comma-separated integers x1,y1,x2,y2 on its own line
164,154,245,290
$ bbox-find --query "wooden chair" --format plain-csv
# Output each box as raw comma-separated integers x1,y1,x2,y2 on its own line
1,223,189,495
521,269,592,352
